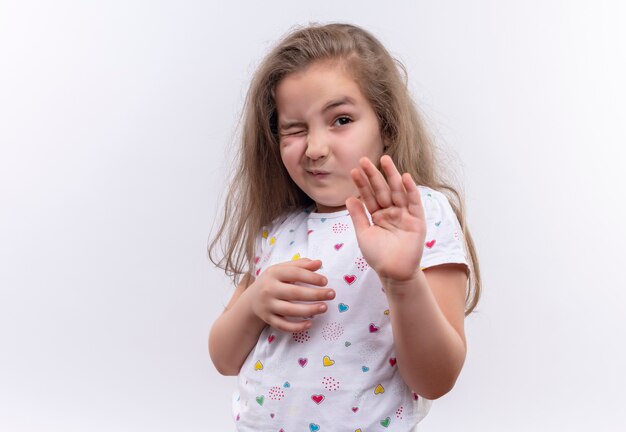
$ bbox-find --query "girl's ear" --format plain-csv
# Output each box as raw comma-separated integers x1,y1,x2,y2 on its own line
383,137,391,152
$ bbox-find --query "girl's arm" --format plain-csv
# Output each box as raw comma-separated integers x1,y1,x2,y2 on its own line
346,155,469,399
209,259,335,376
209,275,266,376
382,264,468,400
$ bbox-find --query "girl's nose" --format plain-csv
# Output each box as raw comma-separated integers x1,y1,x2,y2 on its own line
305,132,329,160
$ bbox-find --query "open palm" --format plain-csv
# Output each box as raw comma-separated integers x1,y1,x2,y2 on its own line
345,155,427,282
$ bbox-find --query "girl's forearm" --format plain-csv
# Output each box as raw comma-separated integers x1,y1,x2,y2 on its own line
209,289,267,376
383,271,466,400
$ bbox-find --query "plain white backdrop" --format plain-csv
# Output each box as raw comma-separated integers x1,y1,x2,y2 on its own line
1,0,625,430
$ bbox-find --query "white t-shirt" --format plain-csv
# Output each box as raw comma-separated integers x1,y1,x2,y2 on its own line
233,186,469,431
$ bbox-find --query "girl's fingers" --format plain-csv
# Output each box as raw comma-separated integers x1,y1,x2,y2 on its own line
345,196,371,234
351,167,380,214
402,172,423,217
278,282,335,302
267,315,312,333
282,257,323,272
270,298,328,318
272,262,328,286
360,157,392,208
380,155,408,208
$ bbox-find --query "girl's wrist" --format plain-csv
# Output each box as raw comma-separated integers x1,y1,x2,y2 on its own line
380,269,429,300
235,284,268,333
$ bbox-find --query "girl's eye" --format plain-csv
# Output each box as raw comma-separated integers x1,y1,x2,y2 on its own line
282,129,306,137
333,116,352,126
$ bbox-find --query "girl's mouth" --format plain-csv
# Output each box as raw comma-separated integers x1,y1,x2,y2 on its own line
308,170,330,178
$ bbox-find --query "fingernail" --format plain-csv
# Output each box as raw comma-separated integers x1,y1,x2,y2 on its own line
327,290,335,299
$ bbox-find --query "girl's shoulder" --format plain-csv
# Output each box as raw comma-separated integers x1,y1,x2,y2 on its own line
416,185,460,225
417,184,443,199
258,207,311,238
275,206,312,228
418,185,468,269
417,185,451,207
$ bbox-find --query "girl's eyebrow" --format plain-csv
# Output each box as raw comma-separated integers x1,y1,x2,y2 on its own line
321,96,355,113
279,97,356,130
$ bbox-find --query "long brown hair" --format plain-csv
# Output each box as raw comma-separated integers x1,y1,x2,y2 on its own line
208,23,481,314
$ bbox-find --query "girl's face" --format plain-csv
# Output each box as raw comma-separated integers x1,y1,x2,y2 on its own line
275,60,385,213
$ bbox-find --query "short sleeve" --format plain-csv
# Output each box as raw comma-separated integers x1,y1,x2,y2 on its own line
419,187,470,272
253,213,290,277
253,228,268,277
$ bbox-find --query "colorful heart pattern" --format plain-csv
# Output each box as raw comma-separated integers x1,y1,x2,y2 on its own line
239,193,460,427
311,394,325,404
343,274,356,285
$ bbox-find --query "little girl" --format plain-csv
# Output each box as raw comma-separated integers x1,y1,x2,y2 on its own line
209,23,481,431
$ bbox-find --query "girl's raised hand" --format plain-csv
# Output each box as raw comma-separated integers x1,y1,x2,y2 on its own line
248,258,335,333
345,155,427,282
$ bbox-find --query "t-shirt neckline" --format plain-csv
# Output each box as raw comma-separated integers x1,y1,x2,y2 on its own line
307,205,350,219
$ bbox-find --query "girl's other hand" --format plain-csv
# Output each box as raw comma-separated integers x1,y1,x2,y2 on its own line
248,258,335,332
346,155,427,282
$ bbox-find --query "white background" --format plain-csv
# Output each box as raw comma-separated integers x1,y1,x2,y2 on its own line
1,1,625,431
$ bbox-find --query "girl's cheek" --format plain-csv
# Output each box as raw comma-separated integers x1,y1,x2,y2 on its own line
280,135,299,146
280,140,305,167
282,137,307,154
